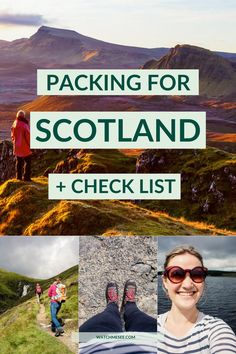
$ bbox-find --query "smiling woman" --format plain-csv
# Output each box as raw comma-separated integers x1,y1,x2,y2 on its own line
158,245,236,354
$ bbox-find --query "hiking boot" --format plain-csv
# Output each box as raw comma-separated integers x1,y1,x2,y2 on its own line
55,329,61,337
105,282,119,305
122,280,137,307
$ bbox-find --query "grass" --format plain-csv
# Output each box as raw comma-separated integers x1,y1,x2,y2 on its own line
61,149,136,174
0,266,78,354
140,147,236,231
0,300,73,354
0,177,55,235
31,150,68,177
0,268,39,314
25,200,234,236
0,147,235,235
0,176,234,235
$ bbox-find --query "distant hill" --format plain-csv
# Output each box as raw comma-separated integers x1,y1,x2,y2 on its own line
215,51,236,63
158,270,236,277
0,26,168,68
0,268,37,313
0,26,168,103
143,44,236,98
0,265,77,314
0,26,235,103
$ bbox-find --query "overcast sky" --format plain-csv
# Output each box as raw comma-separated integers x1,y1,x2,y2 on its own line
0,0,235,52
158,236,236,271
0,237,78,279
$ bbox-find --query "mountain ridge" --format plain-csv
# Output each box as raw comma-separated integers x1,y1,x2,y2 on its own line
143,44,236,97
1,26,236,58
0,26,235,103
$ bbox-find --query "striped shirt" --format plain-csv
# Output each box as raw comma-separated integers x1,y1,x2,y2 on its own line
158,312,236,353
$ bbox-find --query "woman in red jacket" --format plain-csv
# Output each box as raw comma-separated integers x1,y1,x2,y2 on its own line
11,110,32,181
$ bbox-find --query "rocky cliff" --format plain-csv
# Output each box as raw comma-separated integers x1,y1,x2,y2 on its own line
0,141,15,182
137,147,236,230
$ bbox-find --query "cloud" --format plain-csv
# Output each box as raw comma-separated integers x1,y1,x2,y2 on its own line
158,237,236,271
0,13,47,26
0,237,78,278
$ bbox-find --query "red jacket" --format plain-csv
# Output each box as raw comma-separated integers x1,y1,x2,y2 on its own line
11,117,32,157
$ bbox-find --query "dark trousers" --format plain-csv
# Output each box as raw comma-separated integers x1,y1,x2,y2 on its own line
16,155,31,180
79,303,157,332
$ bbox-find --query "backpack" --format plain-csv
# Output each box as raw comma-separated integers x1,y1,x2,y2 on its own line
56,283,67,303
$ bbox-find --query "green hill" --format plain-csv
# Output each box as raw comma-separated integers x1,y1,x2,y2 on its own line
0,177,231,236
0,147,235,235
139,147,236,231
0,265,78,354
0,268,38,313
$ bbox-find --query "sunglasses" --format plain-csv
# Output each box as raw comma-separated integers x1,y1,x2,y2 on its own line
164,266,208,284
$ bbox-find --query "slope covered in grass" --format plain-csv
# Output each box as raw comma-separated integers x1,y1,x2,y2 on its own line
0,300,74,354
139,147,236,231
0,177,232,235
0,266,78,354
53,149,136,174
0,148,235,235
0,268,37,314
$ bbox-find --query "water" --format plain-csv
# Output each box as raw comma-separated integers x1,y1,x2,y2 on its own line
21,284,30,297
158,276,236,333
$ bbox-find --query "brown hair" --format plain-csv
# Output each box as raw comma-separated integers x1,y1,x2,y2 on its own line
54,277,61,282
16,110,25,118
164,245,204,269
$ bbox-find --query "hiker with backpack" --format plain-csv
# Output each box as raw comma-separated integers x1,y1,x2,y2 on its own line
11,110,32,181
48,278,66,337
35,283,43,304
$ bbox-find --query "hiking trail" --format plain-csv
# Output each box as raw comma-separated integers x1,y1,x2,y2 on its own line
37,303,77,353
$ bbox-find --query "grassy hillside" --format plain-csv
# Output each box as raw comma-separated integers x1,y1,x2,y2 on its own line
0,266,78,354
0,177,232,235
52,149,136,174
0,300,73,354
0,268,37,314
0,148,235,235
140,147,236,231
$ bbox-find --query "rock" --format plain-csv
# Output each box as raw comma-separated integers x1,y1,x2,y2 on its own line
131,263,152,275
79,236,157,326
136,148,236,230
0,140,15,181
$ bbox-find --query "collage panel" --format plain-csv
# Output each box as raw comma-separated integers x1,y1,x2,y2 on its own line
79,236,157,353
0,236,79,354
158,236,236,353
